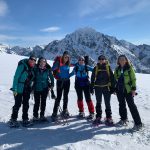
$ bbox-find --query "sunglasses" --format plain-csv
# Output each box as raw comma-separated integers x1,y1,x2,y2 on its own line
30,58,36,62
99,58,105,60
79,59,84,61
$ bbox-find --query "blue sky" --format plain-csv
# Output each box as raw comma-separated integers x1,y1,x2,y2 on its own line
0,0,150,46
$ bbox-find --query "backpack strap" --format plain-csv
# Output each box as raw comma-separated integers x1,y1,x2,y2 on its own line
53,56,61,79
94,64,111,87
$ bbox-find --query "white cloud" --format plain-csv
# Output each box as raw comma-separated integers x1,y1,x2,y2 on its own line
0,0,8,17
40,26,61,32
79,0,150,18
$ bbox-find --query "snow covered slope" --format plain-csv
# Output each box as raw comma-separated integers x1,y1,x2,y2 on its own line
0,53,150,150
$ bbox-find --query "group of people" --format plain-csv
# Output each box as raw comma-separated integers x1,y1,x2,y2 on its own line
9,51,143,130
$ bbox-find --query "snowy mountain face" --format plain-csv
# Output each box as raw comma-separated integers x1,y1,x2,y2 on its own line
0,45,44,56
1,28,150,73
0,44,9,53
43,28,150,73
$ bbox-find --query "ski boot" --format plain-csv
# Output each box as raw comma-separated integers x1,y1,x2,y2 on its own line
86,113,94,120
51,114,58,122
22,119,33,127
40,116,49,122
131,123,143,131
105,117,114,126
77,112,85,119
92,117,103,126
116,119,129,126
61,110,70,119
8,119,20,128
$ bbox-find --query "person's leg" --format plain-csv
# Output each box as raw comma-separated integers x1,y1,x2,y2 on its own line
75,85,84,112
83,85,94,114
52,80,63,116
95,87,103,118
63,80,70,111
11,94,23,120
40,88,49,117
125,93,142,125
22,89,31,121
117,92,128,121
103,87,112,118
33,91,41,118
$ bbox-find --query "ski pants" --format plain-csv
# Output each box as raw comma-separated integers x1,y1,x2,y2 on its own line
95,86,112,118
52,79,70,115
33,88,49,118
11,88,31,121
75,84,94,113
117,91,142,125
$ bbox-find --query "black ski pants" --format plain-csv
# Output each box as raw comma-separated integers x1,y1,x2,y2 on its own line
117,91,142,125
52,79,70,115
95,86,112,118
33,88,49,118
11,88,31,121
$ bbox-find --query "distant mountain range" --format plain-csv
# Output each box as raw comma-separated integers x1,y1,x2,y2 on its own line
0,27,150,73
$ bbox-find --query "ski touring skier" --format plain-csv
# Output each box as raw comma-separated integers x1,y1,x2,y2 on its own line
33,57,54,123
70,56,95,120
9,55,36,127
91,55,115,126
51,51,72,122
114,55,143,131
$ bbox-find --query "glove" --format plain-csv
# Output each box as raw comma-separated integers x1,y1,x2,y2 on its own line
90,85,94,95
13,91,18,96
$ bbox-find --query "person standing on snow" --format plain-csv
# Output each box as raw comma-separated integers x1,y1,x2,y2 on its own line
114,55,143,130
33,57,54,122
70,56,95,119
91,55,115,125
9,55,36,127
51,51,72,122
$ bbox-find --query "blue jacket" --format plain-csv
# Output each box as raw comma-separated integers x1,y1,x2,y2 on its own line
52,60,70,79
70,63,93,86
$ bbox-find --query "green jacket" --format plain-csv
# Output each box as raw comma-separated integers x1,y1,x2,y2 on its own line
114,64,136,93
11,59,35,94
34,64,54,92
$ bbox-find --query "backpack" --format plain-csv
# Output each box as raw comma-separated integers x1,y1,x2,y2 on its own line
52,56,61,79
94,61,111,87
